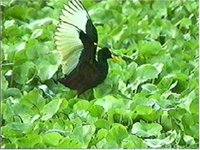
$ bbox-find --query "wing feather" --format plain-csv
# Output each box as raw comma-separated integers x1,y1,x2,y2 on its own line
55,0,90,75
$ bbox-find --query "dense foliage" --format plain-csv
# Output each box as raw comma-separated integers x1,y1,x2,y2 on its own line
1,0,199,148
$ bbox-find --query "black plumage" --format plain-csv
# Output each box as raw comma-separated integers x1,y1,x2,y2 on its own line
55,0,112,95
59,48,111,95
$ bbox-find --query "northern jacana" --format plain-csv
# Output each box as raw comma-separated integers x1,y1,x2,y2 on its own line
55,0,112,95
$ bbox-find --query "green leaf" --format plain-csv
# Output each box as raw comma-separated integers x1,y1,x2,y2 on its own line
179,18,192,29
122,135,147,148
3,88,22,99
105,124,128,148
36,53,61,81
16,133,42,148
73,100,91,118
25,39,49,60
2,122,34,138
71,125,96,148
179,90,196,113
95,119,111,130
131,122,162,137
136,64,162,82
168,107,186,120
20,89,45,110
138,40,162,56
145,130,177,148
141,83,158,94
31,29,43,39
4,5,28,20
41,98,63,121
93,81,113,98
42,132,63,146
88,105,104,118
13,61,35,84
2,76,8,91
183,134,196,146
57,137,82,148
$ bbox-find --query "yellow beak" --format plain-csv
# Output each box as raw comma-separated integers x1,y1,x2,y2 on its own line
111,53,121,63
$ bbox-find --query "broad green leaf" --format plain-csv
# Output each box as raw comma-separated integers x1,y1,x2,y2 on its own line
3,88,22,99
138,40,162,56
95,119,111,130
88,105,104,118
4,5,28,20
42,132,63,146
36,53,61,81
122,135,147,148
136,64,161,82
141,83,158,94
57,137,82,148
179,18,192,29
145,130,177,148
13,61,35,84
131,122,162,137
2,122,34,138
179,90,197,113
93,81,113,98
73,100,91,118
71,124,96,148
183,134,196,146
20,89,45,111
41,98,63,121
94,95,130,113
16,133,42,148
31,29,43,39
168,107,187,120
105,124,128,148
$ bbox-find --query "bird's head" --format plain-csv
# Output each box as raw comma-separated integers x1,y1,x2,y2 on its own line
98,47,112,60
96,45,120,63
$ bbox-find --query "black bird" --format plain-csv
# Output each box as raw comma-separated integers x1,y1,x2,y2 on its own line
55,0,112,95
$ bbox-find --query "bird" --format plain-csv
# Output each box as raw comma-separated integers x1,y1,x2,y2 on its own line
55,0,112,95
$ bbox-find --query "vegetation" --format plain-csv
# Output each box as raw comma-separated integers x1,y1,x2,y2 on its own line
1,0,199,148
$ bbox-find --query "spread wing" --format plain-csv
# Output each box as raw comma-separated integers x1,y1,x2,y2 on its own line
55,0,98,75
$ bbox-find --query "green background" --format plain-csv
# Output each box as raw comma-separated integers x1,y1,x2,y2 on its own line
1,0,199,148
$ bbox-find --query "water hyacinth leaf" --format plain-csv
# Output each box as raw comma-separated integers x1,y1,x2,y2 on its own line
105,124,128,148
179,18,192,29
42,132,63,146
16,133,42,148
145,130,177,148
20,89,45,111
95,119,111,130
122,135,147,148
41,98,63,120
31,29,43,39
88,104,104,118
73,100,91,116
13,61,35,84
3,88,22,99
138,40,162,56
36,53,61,81
57,137,82,148
131,122,162,137
136,64,161,83
71,125,96,148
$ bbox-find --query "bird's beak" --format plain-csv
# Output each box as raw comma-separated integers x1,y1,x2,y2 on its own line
111,52,121,63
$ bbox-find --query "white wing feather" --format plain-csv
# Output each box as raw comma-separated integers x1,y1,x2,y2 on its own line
55,0,89,75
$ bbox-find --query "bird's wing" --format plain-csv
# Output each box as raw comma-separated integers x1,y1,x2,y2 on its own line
55,0,98,75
